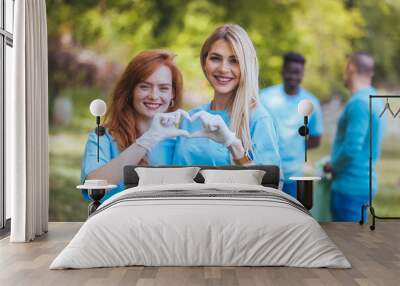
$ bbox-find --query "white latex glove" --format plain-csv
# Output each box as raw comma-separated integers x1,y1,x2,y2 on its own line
136,109,191,151
191,111,238,147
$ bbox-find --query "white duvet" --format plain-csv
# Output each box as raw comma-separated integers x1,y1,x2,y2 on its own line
50,183,350,269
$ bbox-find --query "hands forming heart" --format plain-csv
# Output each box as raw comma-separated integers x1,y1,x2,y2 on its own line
137,109,238,151
158,109,237,146
155,109,191,138
136,109,190,151
189,111,237,146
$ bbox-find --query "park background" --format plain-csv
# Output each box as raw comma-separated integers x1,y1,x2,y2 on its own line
47,0,400,221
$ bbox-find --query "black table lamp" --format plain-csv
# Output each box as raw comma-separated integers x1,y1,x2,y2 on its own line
291,99,316,210
297,99,314,162
89,99,107,162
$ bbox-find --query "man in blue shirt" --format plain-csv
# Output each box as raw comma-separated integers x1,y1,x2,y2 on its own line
324,51,386,222
260,52,324,197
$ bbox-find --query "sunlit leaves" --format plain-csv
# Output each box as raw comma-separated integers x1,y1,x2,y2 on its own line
46,0,400,105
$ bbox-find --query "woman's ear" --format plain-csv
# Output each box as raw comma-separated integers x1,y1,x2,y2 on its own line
169,97,175,109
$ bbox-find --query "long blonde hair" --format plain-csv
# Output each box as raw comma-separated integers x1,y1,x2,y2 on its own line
200,24,259,154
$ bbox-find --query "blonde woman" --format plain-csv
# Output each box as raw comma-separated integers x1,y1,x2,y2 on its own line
173,24,281,170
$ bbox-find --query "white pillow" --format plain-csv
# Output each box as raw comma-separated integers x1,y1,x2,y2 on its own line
200,169,266,185
135,167,200,186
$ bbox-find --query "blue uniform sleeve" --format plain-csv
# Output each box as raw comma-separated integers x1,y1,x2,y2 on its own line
80,130,113,200
331,100,368,171
251,115,284,188
309,99,324,136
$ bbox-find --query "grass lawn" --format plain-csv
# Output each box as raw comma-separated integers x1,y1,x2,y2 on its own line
49,131,88,221
49,131,400,221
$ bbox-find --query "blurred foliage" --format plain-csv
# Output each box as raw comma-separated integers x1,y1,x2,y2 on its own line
49,132,88,221
46,0,400,108
349,0,400,87
46,0,400,115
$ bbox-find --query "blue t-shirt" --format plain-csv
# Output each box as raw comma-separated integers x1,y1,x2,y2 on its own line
331,86,386,195
260,84,323,180
172,102,282,184
80,129,175,201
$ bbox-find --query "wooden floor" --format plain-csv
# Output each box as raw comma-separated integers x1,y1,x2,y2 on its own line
0,222,399,286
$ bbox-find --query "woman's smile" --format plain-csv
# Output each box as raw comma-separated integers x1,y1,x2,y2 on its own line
142,101,163,111
213,74,235,85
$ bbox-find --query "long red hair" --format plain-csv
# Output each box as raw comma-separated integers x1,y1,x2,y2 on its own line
104,50,183,150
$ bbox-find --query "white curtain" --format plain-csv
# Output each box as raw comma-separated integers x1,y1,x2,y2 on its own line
8,0,49,242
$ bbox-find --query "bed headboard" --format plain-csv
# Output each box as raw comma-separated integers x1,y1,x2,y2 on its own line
123,165,280,189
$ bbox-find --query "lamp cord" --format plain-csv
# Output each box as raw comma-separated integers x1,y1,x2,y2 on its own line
96,116,100,162
304,116,308,162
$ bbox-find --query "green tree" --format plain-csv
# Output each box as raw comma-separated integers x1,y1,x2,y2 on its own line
349,0,400,86
47,0,389,104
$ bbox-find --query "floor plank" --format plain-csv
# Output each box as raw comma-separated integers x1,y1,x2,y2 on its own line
0,222,399,286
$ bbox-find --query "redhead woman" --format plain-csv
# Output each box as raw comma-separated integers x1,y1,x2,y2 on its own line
173,24,282,177
81,50,189,201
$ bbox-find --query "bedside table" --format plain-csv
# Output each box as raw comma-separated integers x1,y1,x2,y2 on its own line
85,189,107,216
289,176,321,210
77,180,116,216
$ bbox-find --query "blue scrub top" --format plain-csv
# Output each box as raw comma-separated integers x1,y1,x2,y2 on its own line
80,129,175,201
172,102,282,183
259,84,324,181
331,86,386,196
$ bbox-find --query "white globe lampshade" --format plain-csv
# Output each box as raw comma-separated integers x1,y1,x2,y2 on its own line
89,99,107,117
298,99,314,116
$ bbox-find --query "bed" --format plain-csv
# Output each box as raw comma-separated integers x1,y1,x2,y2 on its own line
50,165,350,269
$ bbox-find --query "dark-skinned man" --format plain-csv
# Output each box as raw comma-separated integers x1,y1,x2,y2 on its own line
260,52,323,198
